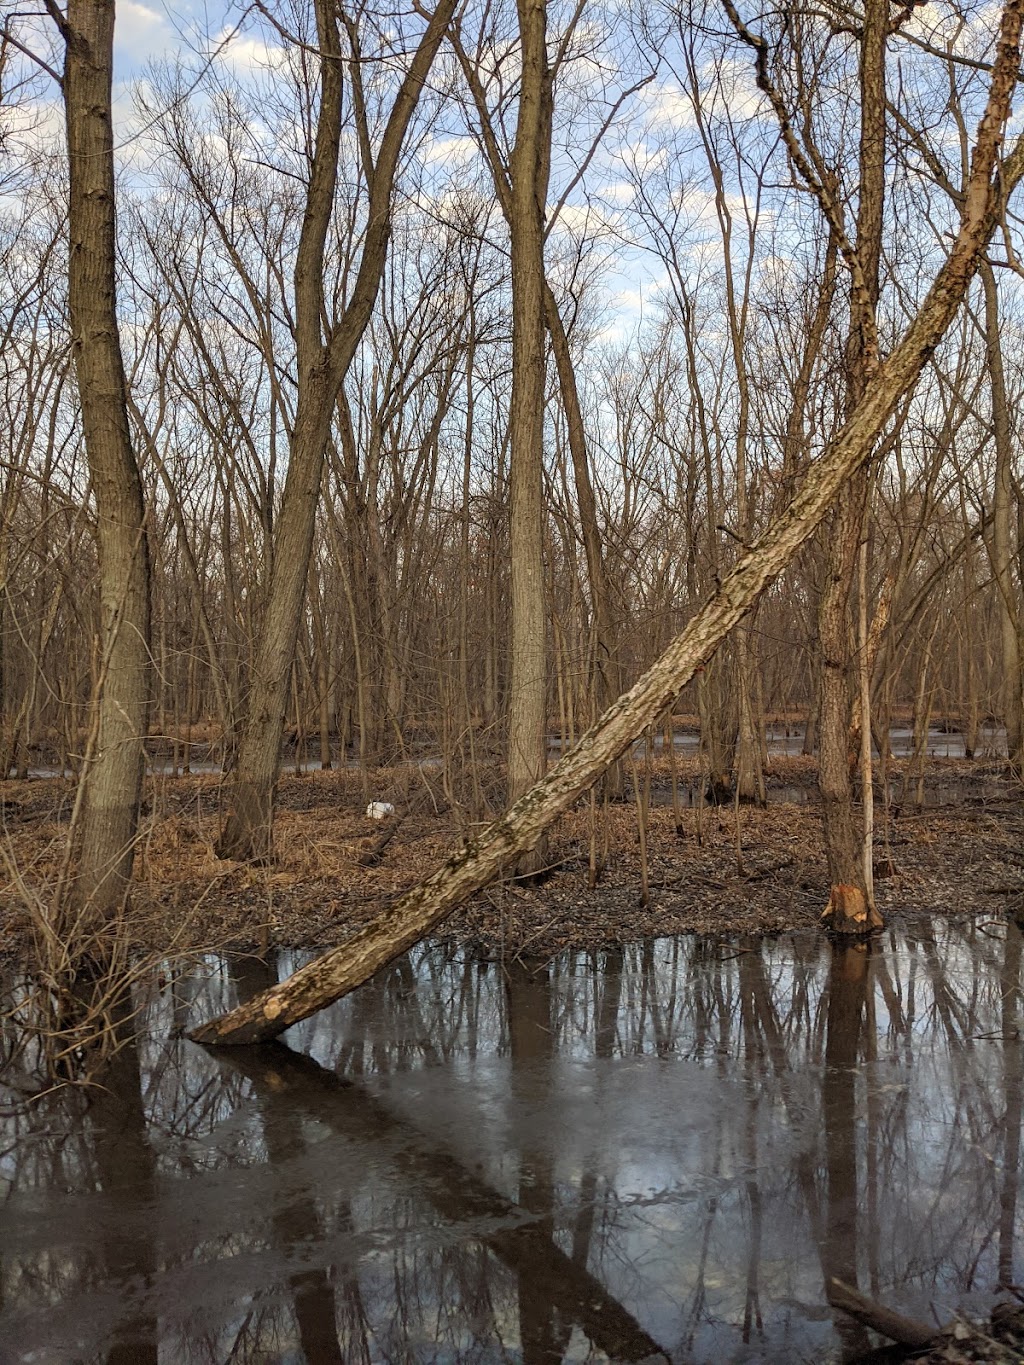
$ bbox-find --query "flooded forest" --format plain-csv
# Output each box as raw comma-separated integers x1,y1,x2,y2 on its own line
3,0,1024,1358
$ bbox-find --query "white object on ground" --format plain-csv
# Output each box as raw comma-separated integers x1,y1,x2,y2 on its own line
365,801,395,820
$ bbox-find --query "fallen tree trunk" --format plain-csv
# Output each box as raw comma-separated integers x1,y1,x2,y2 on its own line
357,813,405,867
827,1278,937,1349
190,6,1024,1046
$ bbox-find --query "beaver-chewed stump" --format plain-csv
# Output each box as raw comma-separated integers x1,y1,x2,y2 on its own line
821,884,884,934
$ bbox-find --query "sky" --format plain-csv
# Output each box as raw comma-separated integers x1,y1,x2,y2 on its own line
3,0,1018,346
3,0,720,337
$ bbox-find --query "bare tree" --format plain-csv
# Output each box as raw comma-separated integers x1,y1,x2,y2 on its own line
216,0,457,861
448,11,636,802
52,0,153,924
505,0,553,871
191,0,1024,1044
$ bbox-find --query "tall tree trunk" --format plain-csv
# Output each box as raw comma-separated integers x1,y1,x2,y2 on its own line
819,0,887,932
190,0,1024,1045
216,0,456,860
818,477,869,887
61,0,152,921
507,0,553,871
545,289,624,799
981,258,1024,770
448,26,623,796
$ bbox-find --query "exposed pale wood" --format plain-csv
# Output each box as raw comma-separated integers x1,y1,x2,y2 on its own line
821,884,884,935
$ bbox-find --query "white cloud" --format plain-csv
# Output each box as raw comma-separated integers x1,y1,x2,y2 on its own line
420,136,480,169
114,1,172,68
620,141,666,174
646,83,695,131
214,29,288,74
603,180,637,205
698,56,763,122
548,200,625,240
0,99,64,161
908,0,1004,55
608,265,665,319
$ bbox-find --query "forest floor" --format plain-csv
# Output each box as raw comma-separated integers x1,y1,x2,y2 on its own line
0,753,1021,965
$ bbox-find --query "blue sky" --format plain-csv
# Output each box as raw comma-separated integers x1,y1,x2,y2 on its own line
112,0,238,77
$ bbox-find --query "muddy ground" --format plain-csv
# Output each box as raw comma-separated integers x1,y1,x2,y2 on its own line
0,755,1021,966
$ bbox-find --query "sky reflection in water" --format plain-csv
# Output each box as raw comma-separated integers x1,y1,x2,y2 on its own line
1,915,1022,1363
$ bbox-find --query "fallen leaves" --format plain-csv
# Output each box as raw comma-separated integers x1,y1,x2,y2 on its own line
0,758,1020,964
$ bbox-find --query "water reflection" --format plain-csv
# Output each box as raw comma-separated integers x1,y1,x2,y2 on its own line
2,917,1022,1362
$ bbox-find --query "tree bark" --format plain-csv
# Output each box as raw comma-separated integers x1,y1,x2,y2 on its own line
216,0,456,861
981,258,1024,770
819,0,887,929
448,23,623,798
62,0,152,922
190,0,1024,1045
545,287,624,798
507,0,553,871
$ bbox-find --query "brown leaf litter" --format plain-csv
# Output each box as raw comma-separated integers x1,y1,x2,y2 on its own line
0,756,1020,965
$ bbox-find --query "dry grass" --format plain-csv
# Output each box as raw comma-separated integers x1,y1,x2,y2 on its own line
0,755,1020,969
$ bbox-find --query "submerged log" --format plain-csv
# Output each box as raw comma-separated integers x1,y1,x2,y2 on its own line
190,67,1024,1044
827,1278,937,1349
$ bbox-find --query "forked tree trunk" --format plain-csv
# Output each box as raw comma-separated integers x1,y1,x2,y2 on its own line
216,0,456,861
61,0,152,922
190,0,1024,1046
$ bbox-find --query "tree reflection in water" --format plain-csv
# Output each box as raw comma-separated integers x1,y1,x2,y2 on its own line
1,916,1022,1362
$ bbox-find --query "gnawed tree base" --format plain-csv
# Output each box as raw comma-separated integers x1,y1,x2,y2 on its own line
821,884,884,935
189,50,1024,1043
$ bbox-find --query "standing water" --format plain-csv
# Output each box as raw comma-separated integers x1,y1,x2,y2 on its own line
1,916,1022,1362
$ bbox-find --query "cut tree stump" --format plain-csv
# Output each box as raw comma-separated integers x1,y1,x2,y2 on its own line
821,884,884,935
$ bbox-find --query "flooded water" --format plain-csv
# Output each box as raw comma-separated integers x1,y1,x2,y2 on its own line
596,722,1006,762
11,722,1009,780
2,916,1023,1363
656,774,1011,808
761,722,1008,760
